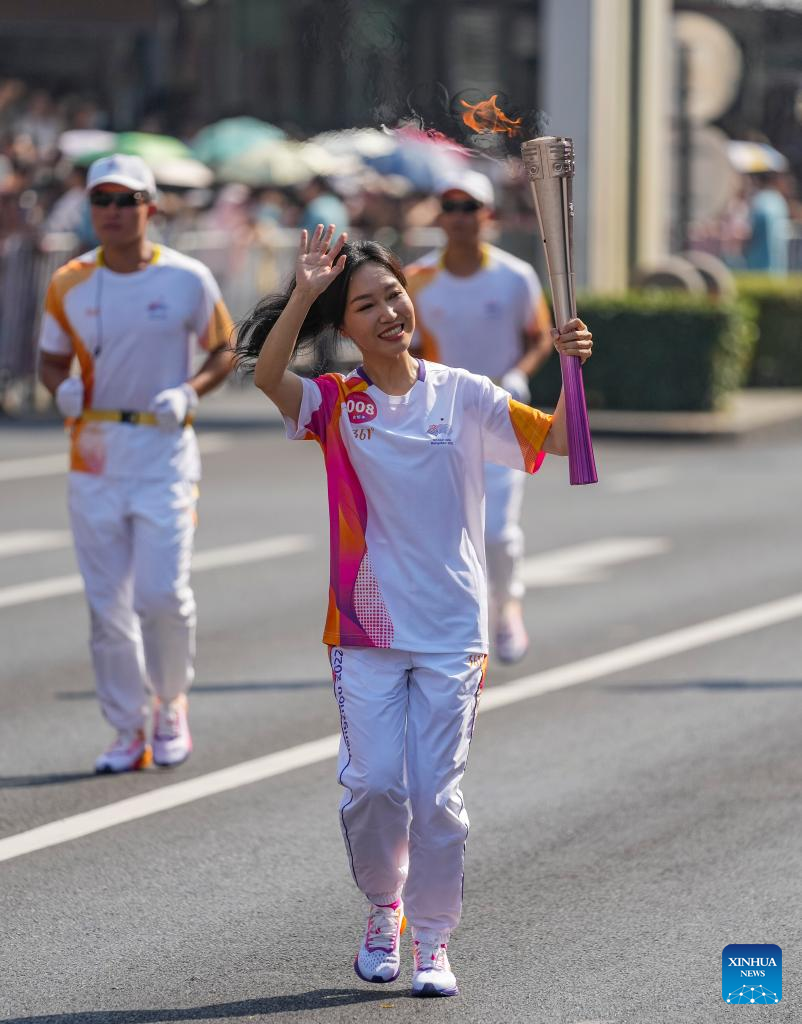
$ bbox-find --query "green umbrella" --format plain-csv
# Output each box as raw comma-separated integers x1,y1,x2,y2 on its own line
192,116,286,166
74,131,194,168
115,132,194,163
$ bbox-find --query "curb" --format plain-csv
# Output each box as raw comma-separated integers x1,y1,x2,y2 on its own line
587,389,802,441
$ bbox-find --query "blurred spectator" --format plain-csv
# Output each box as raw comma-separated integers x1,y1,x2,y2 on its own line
745,171,790,274
42,165,96,247
298,175,349,236
0,79,26,135
719,184,752,269
253,187,290,228
14,89,62,160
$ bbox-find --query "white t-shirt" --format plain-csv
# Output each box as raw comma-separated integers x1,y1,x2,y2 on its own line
285,360,552,653
38,244,233,480
406,244,544,379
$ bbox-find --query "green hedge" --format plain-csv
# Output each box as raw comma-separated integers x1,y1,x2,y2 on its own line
528,291,757,412
734,274,802,388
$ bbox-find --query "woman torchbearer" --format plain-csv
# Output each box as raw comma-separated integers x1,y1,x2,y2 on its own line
236,224,592,997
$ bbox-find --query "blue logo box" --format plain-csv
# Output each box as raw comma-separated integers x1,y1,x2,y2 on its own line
722,944,782,1004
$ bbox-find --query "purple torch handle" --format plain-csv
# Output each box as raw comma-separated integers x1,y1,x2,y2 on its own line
521,135,597,485
560,350,597,485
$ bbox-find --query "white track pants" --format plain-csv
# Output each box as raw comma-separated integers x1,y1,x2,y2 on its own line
68,473,197,733
484,461,525,606
329,646,487,935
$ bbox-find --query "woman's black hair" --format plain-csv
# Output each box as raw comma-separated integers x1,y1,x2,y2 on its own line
234,239,407,375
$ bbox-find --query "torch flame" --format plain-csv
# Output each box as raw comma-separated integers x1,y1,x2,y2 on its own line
461,95,522,136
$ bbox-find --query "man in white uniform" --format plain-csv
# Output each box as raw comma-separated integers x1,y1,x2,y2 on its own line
38,154,235,773
406,170,552,662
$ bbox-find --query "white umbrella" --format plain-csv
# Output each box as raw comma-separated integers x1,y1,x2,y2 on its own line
311,128,397,160
58,130,117,160
727,141,789,174
154,157,214,189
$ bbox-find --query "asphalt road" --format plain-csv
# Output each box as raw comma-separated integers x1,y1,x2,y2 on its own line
1,413,801,1024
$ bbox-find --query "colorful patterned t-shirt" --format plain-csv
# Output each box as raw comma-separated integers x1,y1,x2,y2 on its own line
285,359,552,653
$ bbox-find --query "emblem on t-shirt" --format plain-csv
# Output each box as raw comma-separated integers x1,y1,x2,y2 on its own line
427,419,454,445
147,298,169,320
346,395,377,424
484,300,503,319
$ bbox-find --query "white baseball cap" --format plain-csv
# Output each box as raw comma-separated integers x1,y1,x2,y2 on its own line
86,154,156,197
437,169,495,208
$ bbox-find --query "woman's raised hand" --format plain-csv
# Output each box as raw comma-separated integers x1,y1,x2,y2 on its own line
295,224,348,299
551,317,593,364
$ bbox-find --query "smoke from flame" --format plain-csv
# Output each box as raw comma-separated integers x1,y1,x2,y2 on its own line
460,95,522,136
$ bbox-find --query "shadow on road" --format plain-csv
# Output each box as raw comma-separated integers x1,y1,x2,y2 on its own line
608,678,802,693
0,771,98,789
55,680,331,701
1,988,407,1023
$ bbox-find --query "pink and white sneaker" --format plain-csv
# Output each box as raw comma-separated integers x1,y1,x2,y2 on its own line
94,728,152,774
411,931,458,997
495,601,529,664
354,900,406,983
152,695,192,768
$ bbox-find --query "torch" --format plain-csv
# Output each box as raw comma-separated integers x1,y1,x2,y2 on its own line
521,136,597,485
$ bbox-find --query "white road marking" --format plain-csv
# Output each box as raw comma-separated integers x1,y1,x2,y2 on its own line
520,537,669,587
197,433,230,455
0,534,313,610
191,535,313,571
2,589,802,864
0,433,230,483
0,530,72,558
0,452,67,481
605,466,674,494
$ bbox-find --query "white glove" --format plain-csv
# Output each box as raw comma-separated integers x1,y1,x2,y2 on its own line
500,368,530,405
54,377,84,419
149,382,199,431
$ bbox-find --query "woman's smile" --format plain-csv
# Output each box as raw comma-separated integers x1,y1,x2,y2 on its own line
377,322,405,341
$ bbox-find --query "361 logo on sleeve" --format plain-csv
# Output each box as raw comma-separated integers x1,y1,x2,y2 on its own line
722,944,781,1004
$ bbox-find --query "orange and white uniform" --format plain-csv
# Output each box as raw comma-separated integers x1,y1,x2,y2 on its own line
286,359,551,932
406,244,547,611
38,245,233,732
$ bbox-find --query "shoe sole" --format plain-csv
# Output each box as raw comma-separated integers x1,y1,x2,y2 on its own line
152,744,192,769
353,958,401,984
412,982,459,998
95,745,153,774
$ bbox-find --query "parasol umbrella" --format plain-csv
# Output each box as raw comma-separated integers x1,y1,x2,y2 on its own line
311,127,398,160
61,130,212,190
191,116,286,166
58,129,118,160
358,126,468,192
153,157,214,189
217,139,316,187
114,131,194,163
727,140,789,174
67,131,195,168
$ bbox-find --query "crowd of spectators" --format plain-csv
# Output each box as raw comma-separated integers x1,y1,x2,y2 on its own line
0,76,799,402
0,78,467,254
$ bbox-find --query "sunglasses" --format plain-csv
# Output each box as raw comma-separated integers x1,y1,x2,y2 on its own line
89,191,149,208
441,198,483,214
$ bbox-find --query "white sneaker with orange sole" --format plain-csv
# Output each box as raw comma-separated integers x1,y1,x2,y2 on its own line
94,728,152,774
354,900,406,983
